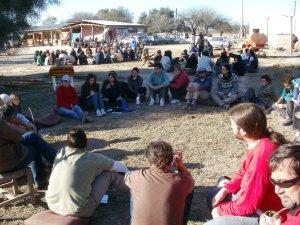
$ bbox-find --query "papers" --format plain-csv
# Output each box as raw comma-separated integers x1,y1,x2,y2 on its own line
101,195,109,204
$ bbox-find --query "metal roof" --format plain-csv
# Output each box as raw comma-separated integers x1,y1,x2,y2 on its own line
24,23,67,32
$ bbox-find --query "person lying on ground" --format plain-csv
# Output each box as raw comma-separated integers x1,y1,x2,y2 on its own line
205,103,287,225
123,67,147,101
46,128,129,217
0,118,57,190
125,141,194,225
80,73,106,117
169,64,190,104
184,67,212,110
56,75,89,123
148,63,170,107
243,75,276,110
259,144,300,225
210,64,240,109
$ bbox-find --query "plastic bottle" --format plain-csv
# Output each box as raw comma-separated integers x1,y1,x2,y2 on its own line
136,95,140,109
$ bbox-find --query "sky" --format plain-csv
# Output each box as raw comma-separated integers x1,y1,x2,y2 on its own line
38,0,300,38
40,0,297,25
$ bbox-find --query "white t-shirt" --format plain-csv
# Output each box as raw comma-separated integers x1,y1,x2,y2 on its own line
197,56,214,72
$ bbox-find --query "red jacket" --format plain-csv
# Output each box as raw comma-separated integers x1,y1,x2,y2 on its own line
217,137,283,216
170,71,190,89
56,85,79,109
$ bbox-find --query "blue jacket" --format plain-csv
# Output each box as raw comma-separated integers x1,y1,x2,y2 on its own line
193,76,212,92
148,72,170,88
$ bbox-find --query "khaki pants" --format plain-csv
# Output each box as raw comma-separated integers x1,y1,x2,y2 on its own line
210,92,240,107
186,83,210,101
76,171,129,217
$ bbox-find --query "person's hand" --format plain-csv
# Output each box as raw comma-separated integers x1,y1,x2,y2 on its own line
259,214,282,225
212,187,229,207
173,150,184,167
91,91,96,95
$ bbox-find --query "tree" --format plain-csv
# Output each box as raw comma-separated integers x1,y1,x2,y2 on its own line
95,7,133,23
138,7,175,34
67,12,96,22
0,0,60,48
42,16,57,25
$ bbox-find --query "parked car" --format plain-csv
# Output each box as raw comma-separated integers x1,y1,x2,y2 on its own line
120,36,146,45
209,36,231,49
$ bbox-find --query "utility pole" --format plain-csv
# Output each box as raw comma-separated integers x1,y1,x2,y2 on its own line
266,17,269,41
241,0,245,37
290,15,293,54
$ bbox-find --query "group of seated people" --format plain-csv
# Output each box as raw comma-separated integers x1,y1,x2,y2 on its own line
34,37,143,66
1,102,299,225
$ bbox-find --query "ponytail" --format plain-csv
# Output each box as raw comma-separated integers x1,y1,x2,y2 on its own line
265,129,288,146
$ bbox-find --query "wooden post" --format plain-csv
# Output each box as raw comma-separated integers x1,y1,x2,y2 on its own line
41,32,44,46
51,30,53,45
92,26,94,39
80,25,83,39
32,33,35,46
290,15,293,55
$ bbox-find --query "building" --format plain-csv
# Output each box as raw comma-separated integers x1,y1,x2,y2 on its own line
24,20,147,46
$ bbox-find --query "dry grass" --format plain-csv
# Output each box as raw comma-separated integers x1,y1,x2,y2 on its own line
0,45,299,225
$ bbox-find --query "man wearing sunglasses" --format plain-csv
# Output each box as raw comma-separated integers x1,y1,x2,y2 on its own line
260,144,300,225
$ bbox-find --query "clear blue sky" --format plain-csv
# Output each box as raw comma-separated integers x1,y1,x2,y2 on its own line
40,0,298,26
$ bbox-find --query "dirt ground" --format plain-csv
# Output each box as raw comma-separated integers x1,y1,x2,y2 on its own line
0,44,300,225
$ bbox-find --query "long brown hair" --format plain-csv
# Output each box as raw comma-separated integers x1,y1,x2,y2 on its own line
228,103,287,145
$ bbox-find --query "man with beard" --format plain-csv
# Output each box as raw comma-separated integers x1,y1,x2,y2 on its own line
205,103,287,225
259,144,300,225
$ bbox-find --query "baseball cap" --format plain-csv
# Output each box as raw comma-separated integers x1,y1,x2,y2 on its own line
0,93,11,105
62,75,71,82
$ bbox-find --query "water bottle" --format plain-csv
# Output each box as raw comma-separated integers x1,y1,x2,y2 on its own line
136,95,140,109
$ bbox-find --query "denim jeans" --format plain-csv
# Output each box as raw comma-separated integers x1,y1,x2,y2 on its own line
242,88,266,110
149,87,167,100
5,132,57,187
57,105,84,121
86,94,105,111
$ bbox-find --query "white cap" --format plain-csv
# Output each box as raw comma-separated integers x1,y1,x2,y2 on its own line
62,74,71,82
0,94,11,105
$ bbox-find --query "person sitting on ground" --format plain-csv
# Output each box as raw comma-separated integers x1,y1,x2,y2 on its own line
124,67,147,101
243,75,276,110
204,40,213,57
56,75,89,123
188,43,198,55
169,64,190,104
148,63,170,107
46,128,129,217
86,47,93,58
111,47,123,62
184,67,212,110
69,48,77,65
95,48,105,64
185,52,198,74
241,48,250,63
0,93,36,131
232,55,246,76
197,51,215,76
33,50,39,63
161,50,172,72
0,118,57,190
259,144,300,225
275,74,297,109
80,74,106,117
181,49,189,62
205,103,287,225
211,64,240,109
246,50,259,73
141,49,155,67
153,50,162,65
9,92,22,113
44,52,51,66
59,50,68,65
36,51,44,66
125,141,194,225
216,52,230,76
101,71,124,110
78,51,88,65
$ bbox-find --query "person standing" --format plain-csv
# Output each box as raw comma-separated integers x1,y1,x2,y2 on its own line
205,103,287,225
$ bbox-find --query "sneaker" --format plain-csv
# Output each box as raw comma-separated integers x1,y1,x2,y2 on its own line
100,109,107,115
149,97,155,106
283,119,293,126
82,112,88,123
171,99,180,104
96,109,103,117
160,98,165,106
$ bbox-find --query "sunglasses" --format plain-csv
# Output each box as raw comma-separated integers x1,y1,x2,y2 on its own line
270,176,300,188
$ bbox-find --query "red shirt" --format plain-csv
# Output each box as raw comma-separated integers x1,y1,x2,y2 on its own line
217,137,283,216
281,209,300,225
170,71,190,89
56,85,79,109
